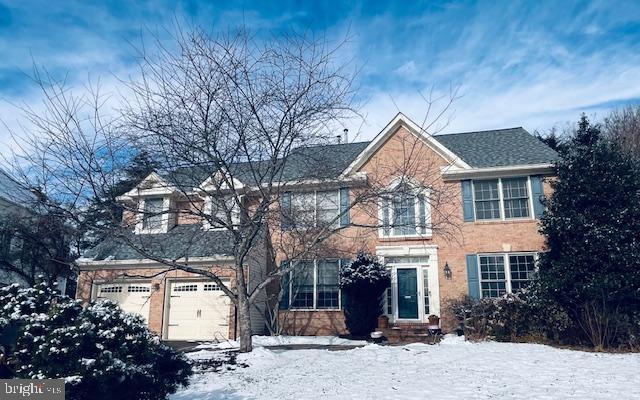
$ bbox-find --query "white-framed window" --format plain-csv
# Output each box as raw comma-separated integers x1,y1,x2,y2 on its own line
384,287,392,315
136,196,173,234
473,177,532,221
290,190,340,229
204,195,241,230
142,198,164,230
379,184,431,238
478,253,537,298
423,269,430,315
287,259,342,310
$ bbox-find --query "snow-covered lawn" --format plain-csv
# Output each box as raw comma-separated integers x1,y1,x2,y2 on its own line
171,335,640,400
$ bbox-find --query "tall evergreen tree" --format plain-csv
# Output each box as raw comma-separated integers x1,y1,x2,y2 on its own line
534,128,567,153
82,150,160,249
537,115,640,348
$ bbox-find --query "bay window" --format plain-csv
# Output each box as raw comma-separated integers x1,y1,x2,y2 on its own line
473,177,531,220
478,253,537,298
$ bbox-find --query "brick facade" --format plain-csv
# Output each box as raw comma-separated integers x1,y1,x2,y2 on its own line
78,117,554,338
273,125,551,334
77,266,238,339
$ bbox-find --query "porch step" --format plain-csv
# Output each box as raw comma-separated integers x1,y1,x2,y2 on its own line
381,323,443,345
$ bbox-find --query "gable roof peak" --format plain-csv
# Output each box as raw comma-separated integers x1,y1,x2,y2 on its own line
340,113,472,176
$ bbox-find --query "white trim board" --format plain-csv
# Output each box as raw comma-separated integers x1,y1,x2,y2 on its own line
441,163,555,181
376,244,438,257
78,256,235,270
340,113,472,177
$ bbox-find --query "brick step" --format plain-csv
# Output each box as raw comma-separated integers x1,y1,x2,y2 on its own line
382,326,443,345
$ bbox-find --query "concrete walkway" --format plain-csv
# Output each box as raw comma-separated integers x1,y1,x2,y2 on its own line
164,340,366,353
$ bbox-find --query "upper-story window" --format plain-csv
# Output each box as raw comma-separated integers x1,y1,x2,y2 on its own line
141,198,165,230
204,195,241,230
287,189,341,229
473,177,531,221
379,183,430,238
135,196,175,234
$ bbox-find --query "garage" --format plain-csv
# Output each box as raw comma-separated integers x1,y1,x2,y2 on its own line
95,282,151,323
165,280,231,341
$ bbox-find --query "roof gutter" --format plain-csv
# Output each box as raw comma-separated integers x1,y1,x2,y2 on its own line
77,255,235,271
441,163,556,181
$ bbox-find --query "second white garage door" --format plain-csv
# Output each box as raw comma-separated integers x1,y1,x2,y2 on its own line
165,280,231,341
95,282,151,324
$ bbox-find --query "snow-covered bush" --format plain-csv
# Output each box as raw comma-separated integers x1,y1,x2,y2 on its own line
340,253,390,336
449,289,571,343
0,283,192,400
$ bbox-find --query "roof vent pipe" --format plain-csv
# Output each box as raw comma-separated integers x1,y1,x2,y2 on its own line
336,135,342,144
343,128,349,143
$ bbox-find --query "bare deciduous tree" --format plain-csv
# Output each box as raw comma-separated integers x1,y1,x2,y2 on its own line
7,27,461,352
603,105,640,155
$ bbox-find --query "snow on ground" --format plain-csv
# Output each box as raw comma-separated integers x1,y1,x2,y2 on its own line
172,335,640,400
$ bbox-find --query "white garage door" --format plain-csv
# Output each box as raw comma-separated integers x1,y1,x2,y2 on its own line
166,280,231,341
95,282,151,324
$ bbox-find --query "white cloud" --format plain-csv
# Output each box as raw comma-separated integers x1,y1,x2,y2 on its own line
395,60,418,79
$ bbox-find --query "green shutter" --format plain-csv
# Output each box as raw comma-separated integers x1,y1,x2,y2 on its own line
461,180,474,222
340,188,350,227
530,176,545,219
466,254,480,299
279,262,290,310
281,192,292,230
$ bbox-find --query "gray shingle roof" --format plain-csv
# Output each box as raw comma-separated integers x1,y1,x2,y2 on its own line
0,169,36,209
162,141,371,189
434,127,558,168
83,224,235,261
278,141,370,181
88,127,558,262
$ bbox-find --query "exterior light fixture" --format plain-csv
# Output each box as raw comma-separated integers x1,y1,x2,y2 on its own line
444,262,452,280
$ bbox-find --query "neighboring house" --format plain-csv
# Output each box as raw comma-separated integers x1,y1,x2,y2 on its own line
0,169,70,292
0,169,36,286
76,113,557,340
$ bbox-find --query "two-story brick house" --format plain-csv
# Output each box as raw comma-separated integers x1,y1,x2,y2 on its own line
77,113,557,340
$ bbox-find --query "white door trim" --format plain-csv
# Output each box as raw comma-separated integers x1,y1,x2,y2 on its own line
377,245,440,323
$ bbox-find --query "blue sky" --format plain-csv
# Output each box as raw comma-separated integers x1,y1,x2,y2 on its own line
1,0,640,146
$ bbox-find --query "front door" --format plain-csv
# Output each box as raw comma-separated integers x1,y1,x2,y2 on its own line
397,268,418,319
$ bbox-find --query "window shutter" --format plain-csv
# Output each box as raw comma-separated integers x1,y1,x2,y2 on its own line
339,188,350,227
530,176,545,219
461,180,474,222
418,195,427,234
339,259,349,309
281,192,292,230
279,262,290,310
466,254,480,299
